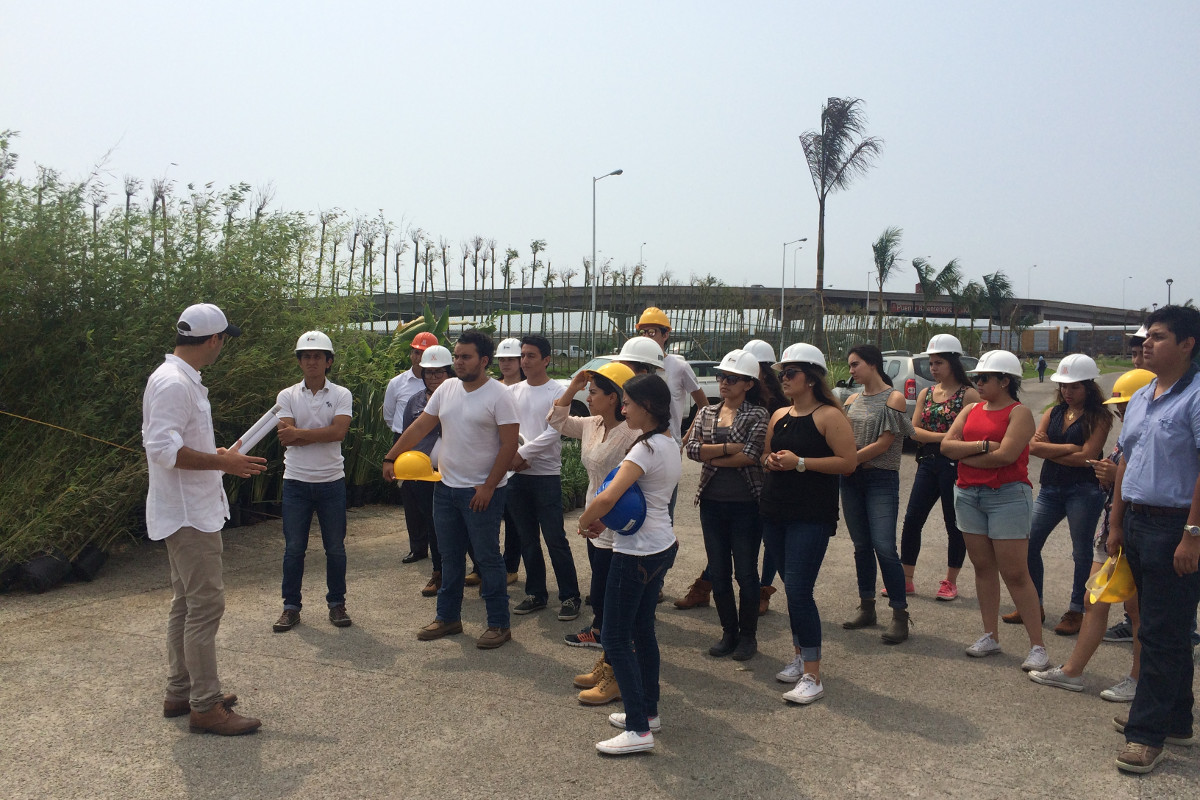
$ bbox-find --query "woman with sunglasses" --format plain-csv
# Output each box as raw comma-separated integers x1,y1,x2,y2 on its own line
899,334,980,601
760,344,857,704
941,350,1047,671
840,345,915,644
683,349,769,661
577,374,679,755
1012,354,1112,636
547,362,639,706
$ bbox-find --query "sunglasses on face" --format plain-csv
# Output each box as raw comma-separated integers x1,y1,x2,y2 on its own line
715,372,750,384
779,367,805,381
638,328,667,337
974,373,1001,385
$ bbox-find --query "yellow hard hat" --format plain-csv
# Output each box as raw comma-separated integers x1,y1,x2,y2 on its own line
636,307,671,330
393,451,441,482
1086,549,1136,604
1103,368,1154,405
588,361,635,390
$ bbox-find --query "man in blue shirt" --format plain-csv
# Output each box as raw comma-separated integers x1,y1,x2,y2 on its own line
1108,305,1200,774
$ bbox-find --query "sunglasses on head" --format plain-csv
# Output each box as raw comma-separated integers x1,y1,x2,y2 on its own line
715,372,750,384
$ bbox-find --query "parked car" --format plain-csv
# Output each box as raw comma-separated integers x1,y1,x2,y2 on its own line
553,345,592,358
832,350,979,418
554,358,721,429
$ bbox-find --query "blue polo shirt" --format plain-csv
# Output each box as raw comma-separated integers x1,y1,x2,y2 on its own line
1118,362,1200,508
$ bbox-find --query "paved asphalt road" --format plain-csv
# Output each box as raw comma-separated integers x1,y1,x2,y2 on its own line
2,369,1196,799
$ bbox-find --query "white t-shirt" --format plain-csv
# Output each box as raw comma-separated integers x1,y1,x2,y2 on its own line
424,377,520,489
613,434,680,556
508,379,566,476
276,379,353,483
664,354,701,442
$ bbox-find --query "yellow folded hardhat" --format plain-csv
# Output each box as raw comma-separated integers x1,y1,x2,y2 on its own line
393,451,441,482
1086,549,1136,604
1103,369,1155,405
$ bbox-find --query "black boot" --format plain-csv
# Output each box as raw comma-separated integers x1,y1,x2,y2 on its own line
731,585,759,661
709,629,738,657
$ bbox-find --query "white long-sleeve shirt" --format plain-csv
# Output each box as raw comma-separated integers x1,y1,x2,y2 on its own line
141,354,229,540
383,369,424,434
508,379,566,476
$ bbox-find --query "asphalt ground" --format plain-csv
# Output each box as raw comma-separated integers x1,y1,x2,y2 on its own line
2,371,1197,799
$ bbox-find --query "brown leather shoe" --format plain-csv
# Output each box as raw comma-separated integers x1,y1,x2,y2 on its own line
273,609,300,632
417,618,463,640
759,585,777,616
507,571,519,585
328,604,352,627
476,626,511,649
464,571,482,586
1053,610,1083,636
163,693,237,718
673,577,712,609
1002,606,1045,625
574,655,608,689
578,662,621,705
421,571,442,597
188,703,261,736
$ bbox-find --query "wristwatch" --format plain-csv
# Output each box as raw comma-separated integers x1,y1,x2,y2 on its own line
794,457,806,473
1185,524,1200,538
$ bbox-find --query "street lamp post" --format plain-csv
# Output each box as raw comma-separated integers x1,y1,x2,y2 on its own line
779,237,807,352
639,242,646,267
1027,264,1037,298
867,270,874,324
792,244,805,288
1122,275,1134,333
592,169,623,356
1167,278,1174,305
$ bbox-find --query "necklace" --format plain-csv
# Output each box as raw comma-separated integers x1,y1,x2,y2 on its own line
1066,408,1078,422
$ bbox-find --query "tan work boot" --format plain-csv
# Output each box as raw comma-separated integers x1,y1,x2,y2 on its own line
574,655,607,689
421,571,441,597
163,693,237,718
759,585,776,616
881,608,910,644
674,578,712,609
842,598,877,629
578,662,621,705
1002,605,1044,625
188,703,261,736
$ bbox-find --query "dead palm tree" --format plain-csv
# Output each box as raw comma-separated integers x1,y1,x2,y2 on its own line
871,227,903,345
800,97,883,342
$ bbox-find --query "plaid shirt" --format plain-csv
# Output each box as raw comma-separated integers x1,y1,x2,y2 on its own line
683,401,768,505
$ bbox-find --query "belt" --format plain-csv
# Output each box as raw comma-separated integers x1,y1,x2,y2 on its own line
1129,503,1190,518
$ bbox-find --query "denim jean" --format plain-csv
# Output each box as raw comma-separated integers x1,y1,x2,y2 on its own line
760,546,778,587
281,478,347,610
900,454,966,570
502,507,522,574
400,479,440,570
508,473,580,603
841,469,907,608
762,519,833,662
602,543,678,735
587,541,613,633
1027,482,1105,612
1123,509,1200,747
433,484,510,628
699,498,762,637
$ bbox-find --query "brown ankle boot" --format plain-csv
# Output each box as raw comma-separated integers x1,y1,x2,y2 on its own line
674,578,712,609
842,598,877,629
1002,605,1045,625
881,608,911,644
758,585,776,616
577,662,621,705
188,703,261,736
421,571,441,597
573,654,607,689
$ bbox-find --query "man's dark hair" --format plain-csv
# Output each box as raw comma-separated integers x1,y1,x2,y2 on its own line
458,329,494,364
1146,305,1200,359
176,333,221,347
520,334,551,359
296,349,334,374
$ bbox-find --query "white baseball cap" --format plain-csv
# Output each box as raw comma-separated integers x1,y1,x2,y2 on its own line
177,303,241,338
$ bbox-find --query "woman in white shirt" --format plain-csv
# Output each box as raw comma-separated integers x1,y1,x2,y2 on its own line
577,374,680,755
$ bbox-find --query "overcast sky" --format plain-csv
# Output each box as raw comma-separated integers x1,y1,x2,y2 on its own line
3,1,1198,311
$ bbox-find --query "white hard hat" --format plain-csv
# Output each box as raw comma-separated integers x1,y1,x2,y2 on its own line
1051,353,1101,384
612,337,665,370
742,339,777,364
773,343,827,373
295,330,334,354
1127,325,1149,341
495,337,523,358
968,349,1023,377
717,349,760,379
419,344,453,369
920,333,964,356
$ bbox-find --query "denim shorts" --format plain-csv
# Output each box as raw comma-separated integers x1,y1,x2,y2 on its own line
953,482,1033,540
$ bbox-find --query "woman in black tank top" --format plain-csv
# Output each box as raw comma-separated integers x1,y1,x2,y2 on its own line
759,345,856,706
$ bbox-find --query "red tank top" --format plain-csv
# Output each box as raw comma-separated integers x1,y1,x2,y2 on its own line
955,402,1030,489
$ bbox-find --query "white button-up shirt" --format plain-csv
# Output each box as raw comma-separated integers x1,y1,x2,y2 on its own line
141,354,229,540
383,369,424,434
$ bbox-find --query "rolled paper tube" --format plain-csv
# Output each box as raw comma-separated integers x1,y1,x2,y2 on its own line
233,404,282,453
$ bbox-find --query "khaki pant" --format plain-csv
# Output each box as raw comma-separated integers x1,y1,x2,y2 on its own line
164,527,225,711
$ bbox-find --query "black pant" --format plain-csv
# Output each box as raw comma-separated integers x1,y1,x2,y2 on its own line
400,480,439,569
700,498,762,637
899,454,965,570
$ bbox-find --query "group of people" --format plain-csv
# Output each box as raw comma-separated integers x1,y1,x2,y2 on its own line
143,300,1200,774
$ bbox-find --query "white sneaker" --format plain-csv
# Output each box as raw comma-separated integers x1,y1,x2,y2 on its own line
1100,676,1138,703
596,729,655,754
1029,665,1084,691
1021,645,1050,672
966,633,1001,657
775,653,804,683
608,712,661,733
782,673,824,705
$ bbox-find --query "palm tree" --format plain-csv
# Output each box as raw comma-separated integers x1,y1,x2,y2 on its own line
871,227,903,345
911,257,938,326
503,247,519,334
936,259,965,333
800,97,884,342
982,271,1014,349
961,280,984,346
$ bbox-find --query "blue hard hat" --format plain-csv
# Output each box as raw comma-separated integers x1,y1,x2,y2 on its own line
596,467,647,535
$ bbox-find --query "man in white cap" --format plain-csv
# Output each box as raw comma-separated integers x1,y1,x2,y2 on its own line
272,331,354,633
142,303,266,736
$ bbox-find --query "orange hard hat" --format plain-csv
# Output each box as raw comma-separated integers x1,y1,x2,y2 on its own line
411,332,439,350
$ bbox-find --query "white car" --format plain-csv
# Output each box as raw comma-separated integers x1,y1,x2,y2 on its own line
554,358,721,425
